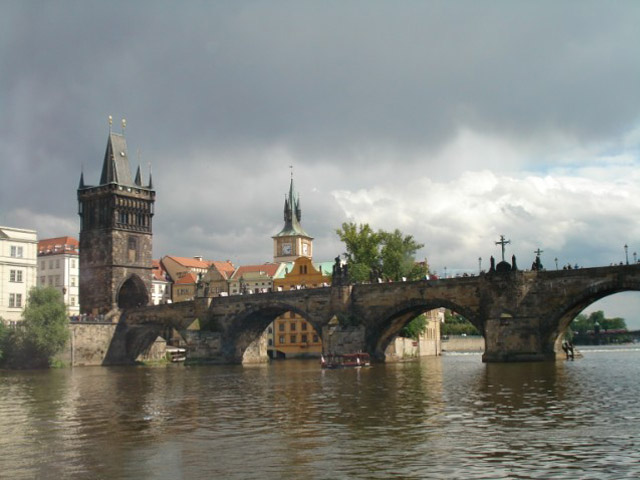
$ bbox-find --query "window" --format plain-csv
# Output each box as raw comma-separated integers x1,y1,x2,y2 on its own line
49,260,54,269
71,259,76,268
48,276,53,286
290,334,297,343
55,259,60,269
9,293,22,308
41,261,46,270
279,335,285,344
290,322,296,331
301,322,308,331
128,236,138,262
301,334,308,343
268,326,273,334
40,276,46,285
70,296,76,306
313,335,319,343
279,323,285,332
55,275,61,286
71,276,76,287
268,339,273,346
9,270,16,282
10,246,23,258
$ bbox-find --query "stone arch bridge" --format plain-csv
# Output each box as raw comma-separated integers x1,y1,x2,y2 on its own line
110,264,640,364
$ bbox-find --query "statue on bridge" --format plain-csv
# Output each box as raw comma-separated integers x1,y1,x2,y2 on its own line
332,256,349,285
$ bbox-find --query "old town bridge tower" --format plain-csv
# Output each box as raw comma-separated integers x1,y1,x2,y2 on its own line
77,120,155,314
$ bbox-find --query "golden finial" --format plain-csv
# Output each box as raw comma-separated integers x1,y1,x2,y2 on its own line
121,118,127,133
108,115,113,133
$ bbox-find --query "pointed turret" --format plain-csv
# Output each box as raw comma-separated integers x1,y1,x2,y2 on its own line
100,132,134,186
275,176,309,237
134,165,142,186
78,171,85,189
148,170,153,189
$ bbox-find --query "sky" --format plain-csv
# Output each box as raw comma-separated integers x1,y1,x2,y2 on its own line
2,1,640,325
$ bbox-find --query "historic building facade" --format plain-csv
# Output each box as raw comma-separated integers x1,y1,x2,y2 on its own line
0,226,38,325
38,236,80,315
77,123,155,314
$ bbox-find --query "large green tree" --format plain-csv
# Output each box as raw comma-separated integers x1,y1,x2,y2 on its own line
336,222,426,283
4,287,69,368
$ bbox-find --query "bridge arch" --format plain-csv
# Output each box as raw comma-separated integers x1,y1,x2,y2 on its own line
543,279,640,349
370,298,481,359
117,274,149,309
224,301,324,362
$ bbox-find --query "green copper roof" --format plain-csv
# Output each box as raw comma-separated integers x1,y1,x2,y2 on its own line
273,177,311,238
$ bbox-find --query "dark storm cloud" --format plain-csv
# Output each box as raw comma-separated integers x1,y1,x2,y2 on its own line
1,0,639,269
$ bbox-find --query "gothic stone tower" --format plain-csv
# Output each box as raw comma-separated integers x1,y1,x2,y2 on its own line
77,124,155,314
273,175,313,263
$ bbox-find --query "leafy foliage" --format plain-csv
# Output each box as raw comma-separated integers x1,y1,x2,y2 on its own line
441,310,480,336
0,318,6,362
399,314,428,340
571,310,627,334
336,222,425,283
2,288,69,369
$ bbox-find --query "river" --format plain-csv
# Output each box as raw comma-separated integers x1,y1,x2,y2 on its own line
1,346,639,479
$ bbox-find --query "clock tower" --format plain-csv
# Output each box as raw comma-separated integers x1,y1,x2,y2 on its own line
273,175,313,263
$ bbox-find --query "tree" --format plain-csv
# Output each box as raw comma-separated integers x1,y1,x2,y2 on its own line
400,314,428,340
5,287,69,368
570,310,627,334
336,222,425,283
0,318,6,362
441,310,480,336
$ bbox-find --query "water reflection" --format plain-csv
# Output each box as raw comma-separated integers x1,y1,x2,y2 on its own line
2,349,640,479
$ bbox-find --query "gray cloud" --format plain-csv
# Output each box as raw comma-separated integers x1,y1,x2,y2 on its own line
2,1,640,323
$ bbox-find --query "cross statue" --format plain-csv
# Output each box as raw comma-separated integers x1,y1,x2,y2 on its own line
534,248,544,257
495,235,511,262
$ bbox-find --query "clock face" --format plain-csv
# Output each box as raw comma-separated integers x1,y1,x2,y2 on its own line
302,243,309,255
282,243,292,255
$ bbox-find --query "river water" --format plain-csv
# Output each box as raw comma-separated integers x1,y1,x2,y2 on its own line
1,346,639,479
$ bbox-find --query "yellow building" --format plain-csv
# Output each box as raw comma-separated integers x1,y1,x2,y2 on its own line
270,257,333,359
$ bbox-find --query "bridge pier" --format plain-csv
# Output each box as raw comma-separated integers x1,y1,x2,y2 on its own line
482,313,556,363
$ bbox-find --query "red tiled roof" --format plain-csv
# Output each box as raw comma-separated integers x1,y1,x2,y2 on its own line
175,272,197,285
152,259,170,282
209,260,236,275
164,255,214,269
231,263,280,280
38,236,79,255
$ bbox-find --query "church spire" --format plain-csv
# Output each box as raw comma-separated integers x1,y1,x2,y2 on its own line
275,172,309,237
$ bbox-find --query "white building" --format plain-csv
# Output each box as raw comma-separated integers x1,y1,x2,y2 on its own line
151,259,172,305
0,226,38,325
37,236,80,316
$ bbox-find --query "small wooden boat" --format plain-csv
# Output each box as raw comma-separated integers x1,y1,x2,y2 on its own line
321,352,371,369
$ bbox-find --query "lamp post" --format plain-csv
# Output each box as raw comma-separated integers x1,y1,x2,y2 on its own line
625,244,629,265
444,266,447,279
634,252,637,264
478,257,482,274
555,257,558,270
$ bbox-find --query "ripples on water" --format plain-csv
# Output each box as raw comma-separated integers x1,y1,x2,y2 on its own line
1,346,640,479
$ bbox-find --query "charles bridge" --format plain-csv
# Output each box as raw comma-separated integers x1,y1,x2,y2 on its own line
99,263,640,364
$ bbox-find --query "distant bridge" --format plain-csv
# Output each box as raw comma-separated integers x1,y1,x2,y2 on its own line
110,264,640,364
